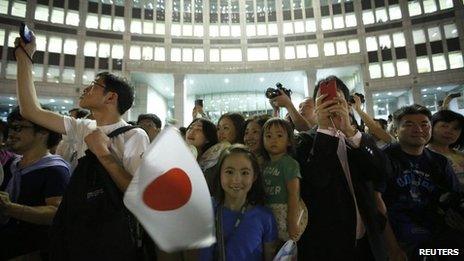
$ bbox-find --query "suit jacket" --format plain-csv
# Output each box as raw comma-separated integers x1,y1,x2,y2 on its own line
295,129,388,261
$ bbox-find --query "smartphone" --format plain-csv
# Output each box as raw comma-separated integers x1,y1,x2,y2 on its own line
449,92,462,99
319,80,337,101
194,99,203,107
20,22,33,44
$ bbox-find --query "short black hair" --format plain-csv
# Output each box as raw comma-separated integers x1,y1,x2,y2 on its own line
137,113,162,128
96,72,134,115
313,75,350,101
431,110,464,149
374,118,388,130
69,108,89,119
7,106,62,149
261,117,296,160
393,104,432,128
218,113,246,143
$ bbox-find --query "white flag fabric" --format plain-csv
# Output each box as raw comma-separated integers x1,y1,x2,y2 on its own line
124,126,216,252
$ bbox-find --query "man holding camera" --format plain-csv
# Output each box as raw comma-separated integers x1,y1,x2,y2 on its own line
379,104,464,260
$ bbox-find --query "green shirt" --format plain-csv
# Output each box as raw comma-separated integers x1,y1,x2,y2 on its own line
262,154,301,204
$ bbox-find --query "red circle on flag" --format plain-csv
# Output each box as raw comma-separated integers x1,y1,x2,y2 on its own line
142,168,192,211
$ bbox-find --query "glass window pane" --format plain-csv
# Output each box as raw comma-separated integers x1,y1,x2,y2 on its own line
6,63,17,79
375,8,388,23
428,27,441,42
413,29,426,44
0,0,7,14
171,47,181,61
336,41,347,55
62,68,75,83
345,13,357,27
417,57,431,73
393,32,405,47
210,25,219,37
366,36,378,52
100,16,112,30
83,70,95,84
256,24,266,36
408,1,422,16
131,20,142,34
307,43,319,57
348,39,360,53
113,17,125,32
283,22,294,34
449,52,464,69
194,25,204,37
439,0,454,9
369,64,381,79
130,46,141,60
382,61,395,77
48,37,62,53
423,0,437,13
99,43,111,58
84,41,97,56
248,47,268,61
333,15,344,29
63,39,77,55
112,44,124,59
86,14,99,29
32,64,44,81
220,25,230,37
378,35,391,49
35,6,49,21
51,8,65,24
396,60,410,76
269,47,279,60
305,19,316,32
35,34,47,51
444,24,458,39
47,66,60,82
362,10,375,25
296,45,307,58
194,48,204,62
321,17,332,30
210,48,220,62
231,25,241,37
142,46,153,60
144,21,154,34
8,33,16,47
0,29,4,46
11,1,26,17
246,24,256,36
432,54,446,71
268,23,278,35
66,10,80,26
294,21,305,33
155,23,165,35
389,5,402,20
183,48,193,62
171,24,181,36
154,46,166,61
221,49,242,62
183,24,193,36
285,46,296,59
324,42,335,56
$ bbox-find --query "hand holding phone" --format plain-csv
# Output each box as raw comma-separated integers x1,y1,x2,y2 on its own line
20,22,33,44
319,80,338,102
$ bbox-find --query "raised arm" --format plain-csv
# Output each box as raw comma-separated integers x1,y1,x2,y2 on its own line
15,35,66,134
271,90,311,131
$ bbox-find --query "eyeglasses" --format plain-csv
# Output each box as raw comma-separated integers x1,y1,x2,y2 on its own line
8,124,35,132
90,80,106,89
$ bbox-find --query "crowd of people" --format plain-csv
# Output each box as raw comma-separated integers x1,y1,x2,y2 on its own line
1,29,464,261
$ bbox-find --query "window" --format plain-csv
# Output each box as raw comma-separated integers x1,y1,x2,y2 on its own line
283,22,294,34
130,46,141,60
348,39,360,53
389,5,401,20
428,27,441,42
285,46,296,59
336,41,347,55
154,47,166,61
449,52,464,69
35,6,49,21
35,35,47,51
366,36,378,52
209,25,219,37
83,70,95,84
423,0,437,13
296,45,307,58
417,57,431,73
48,37,62,53
11,1,26,17
345,13,356,27
62,68,75,84
432,54,446,71
63,39,77,55
99,43,111,58
246,24,256,36
393,32,405,47
362,10,375,25
0,0,7,14
444,24,458,39
194,25,204,37
269,47,279,60
47,66,60,82
183,48,193,62
220,25,230,37
269,23,278,35
32,65,44,81
333,15,344,29
84,42,97,57
413,29,426,44
155,23,165,35
248,48,268,61
171,24,181,36
66,10,80,26
194,48,204,62
222,49,242,62
51,8,65,24
382,62,395,77
321,17,332,30
305,20,316,32
171,48,181,61
113,17,125,32
294,21,305,33
112,44,124,59
100,16,112,30
131,20,143,34
210,48,220,62
324,42,335,56
396,60,410,76
408,1,422,16
375,8,388,23
439,0,453,9
231,25,241,37
144,22,154,34
307,43,318,57
369,63,381,79
142,46,153,60
86,14,99,29
378,35,391,49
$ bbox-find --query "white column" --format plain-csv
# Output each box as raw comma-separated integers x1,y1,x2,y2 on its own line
174,74,186,127
305,69,317,98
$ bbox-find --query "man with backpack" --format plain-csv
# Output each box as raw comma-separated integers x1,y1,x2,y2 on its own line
14,33,149,260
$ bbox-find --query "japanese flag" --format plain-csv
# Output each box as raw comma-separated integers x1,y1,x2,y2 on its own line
124,127,216,252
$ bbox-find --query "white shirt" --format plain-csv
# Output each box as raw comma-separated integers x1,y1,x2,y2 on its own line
63,116,150,175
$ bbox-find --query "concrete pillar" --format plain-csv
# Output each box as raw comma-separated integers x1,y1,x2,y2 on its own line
174,74,185,127
305,69,317,98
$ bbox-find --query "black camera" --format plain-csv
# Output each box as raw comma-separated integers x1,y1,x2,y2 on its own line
438,192,464,217
265,83,292,99
349,93,365,104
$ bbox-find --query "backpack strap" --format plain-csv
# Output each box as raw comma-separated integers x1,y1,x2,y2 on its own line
108,125,139,138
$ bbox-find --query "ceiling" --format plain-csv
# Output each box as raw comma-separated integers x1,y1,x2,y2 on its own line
0,96,75,120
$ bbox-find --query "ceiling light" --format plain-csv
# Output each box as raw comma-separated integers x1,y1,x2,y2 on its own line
423,95,427,98
49,99,56,103
259,77,264,82
189,79,194,84
224,78,229,83
8,104,13,107
374,94,379,97
9,97,15,100
422,89,427,92
64,100,70,103
387,92,392,95
437,87,442,90
61,106,66,109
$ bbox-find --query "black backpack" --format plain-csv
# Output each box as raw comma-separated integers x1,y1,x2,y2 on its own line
50,126,140,261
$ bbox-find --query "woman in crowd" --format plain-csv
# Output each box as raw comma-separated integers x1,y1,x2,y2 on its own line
185,118,218,162
200,144,278,261
217,113,245,144
243,114,271,167
261,118,307,243
427,110,464,186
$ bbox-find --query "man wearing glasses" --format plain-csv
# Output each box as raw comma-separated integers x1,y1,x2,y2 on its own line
14,33,149,259
0,106,70,260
